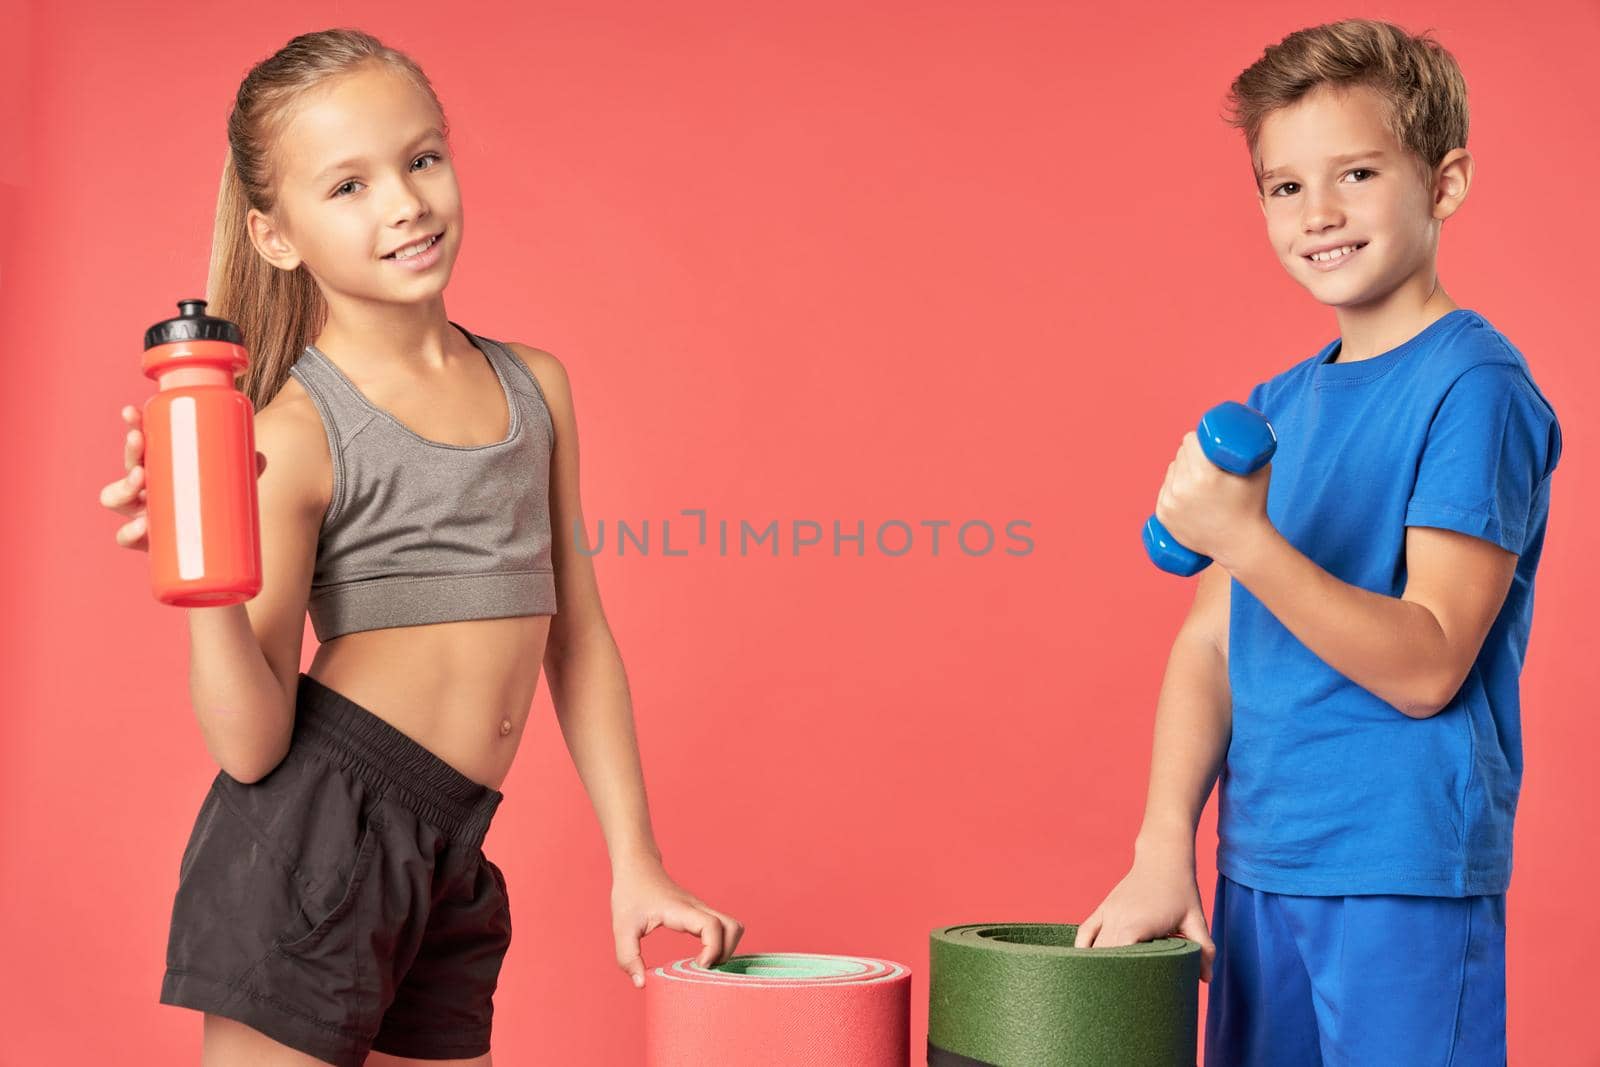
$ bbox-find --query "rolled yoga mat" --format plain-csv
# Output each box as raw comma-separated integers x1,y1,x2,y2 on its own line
644,952,912,1066
928,922,1201,1067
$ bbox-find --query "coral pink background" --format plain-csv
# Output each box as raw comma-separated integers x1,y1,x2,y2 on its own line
4,1,1595,1063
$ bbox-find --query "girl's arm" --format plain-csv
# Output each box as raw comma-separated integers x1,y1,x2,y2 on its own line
188,404,327,782
511,343,743,984
517,344,661,868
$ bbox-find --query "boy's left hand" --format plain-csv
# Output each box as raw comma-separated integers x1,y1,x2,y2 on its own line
1154,430,1274,572
611,857,745,989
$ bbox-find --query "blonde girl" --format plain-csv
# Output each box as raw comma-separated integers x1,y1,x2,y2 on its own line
100,27,742,1066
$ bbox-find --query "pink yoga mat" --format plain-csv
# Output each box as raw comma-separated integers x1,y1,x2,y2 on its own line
643,952,912,1066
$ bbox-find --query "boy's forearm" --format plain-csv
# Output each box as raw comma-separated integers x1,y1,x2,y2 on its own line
1220,524,1448,719
1135,633,1232,868
186,604,294,782
545,636,663,873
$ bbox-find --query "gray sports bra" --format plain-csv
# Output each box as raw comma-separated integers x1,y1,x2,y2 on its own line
286,322,558,641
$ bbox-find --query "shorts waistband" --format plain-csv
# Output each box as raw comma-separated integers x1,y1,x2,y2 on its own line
292,672,503,849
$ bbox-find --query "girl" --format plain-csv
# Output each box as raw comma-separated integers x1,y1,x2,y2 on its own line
100,28,743,1066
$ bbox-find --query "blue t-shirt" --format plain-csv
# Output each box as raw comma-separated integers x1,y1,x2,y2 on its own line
1217,308,1563,897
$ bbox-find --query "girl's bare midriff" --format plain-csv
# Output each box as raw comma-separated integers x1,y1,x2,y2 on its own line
307,614,550,792
278,339,554,794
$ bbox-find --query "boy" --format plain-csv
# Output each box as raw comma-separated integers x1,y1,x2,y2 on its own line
1073,19,1563,1066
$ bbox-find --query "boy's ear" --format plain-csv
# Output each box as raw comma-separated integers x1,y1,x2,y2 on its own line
1430,149,1473,222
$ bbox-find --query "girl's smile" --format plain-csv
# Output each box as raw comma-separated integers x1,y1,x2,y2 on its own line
382,227,445,271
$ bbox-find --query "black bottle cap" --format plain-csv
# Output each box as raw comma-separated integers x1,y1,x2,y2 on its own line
144,299,244,350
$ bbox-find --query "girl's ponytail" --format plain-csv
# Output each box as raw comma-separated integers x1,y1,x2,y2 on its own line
204,27,450,412
206,145,325,413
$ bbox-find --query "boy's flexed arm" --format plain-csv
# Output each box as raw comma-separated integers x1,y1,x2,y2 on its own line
1156,429,1518,720
1227,520,1515,719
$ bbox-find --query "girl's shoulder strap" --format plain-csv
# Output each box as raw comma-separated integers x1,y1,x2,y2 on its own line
287,344,377,442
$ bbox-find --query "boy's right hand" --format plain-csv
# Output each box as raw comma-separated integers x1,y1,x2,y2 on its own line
100,404,268,552
1073,852,1217,983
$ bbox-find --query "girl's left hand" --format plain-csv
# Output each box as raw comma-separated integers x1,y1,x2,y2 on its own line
1154,430,1274,572
611,857,744,989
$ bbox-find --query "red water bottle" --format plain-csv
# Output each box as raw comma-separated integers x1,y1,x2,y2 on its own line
140,299,263,606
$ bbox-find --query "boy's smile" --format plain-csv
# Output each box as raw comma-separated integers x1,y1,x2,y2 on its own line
1302,240,1369,271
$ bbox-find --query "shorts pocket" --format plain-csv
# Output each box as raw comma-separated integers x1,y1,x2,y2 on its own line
272,808,385,956
243,808,389,1038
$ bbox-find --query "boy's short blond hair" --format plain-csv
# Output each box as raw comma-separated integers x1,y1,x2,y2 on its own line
1223,18,1470,193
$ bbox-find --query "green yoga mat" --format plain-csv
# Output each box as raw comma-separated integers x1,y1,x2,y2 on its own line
928,922,1201,1067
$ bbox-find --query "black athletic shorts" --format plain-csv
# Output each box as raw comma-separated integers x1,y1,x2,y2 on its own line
159,672,512,1065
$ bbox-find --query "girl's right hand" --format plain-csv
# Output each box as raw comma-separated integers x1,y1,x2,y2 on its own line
101,404,150,551
1072,852,1217,983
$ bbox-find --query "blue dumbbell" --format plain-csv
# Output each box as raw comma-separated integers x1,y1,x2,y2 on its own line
1143,400,1278,576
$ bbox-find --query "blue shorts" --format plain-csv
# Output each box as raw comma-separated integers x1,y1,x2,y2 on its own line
1204,872,1506,1066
